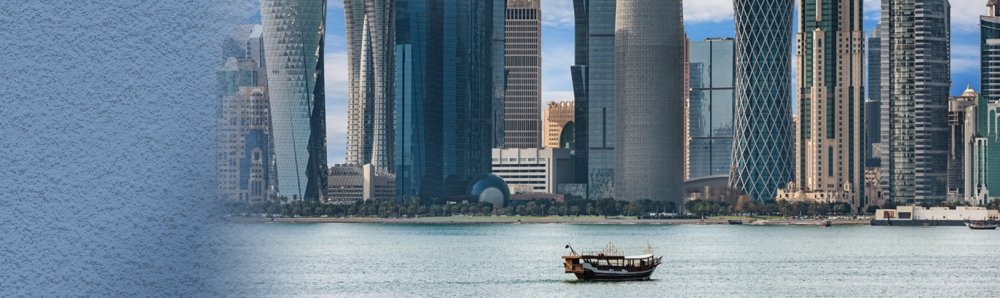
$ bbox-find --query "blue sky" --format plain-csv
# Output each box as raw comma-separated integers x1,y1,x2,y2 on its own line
322,0,986,165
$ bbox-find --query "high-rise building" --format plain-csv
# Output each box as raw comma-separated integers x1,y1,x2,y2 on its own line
947,87,981,203
260,0,328,201
504,0,543,149
344,0,395,170
880,0,951,205
866,22,882,167
687,38,735,181
218,57,272,203
788,0,865,210
394,0,506,202
614,0,685,202
543,101,575,149
571,0,616,199
980,0,1000,203
731,0,795,203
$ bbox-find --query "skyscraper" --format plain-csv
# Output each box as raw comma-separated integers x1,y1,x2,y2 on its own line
344,0,395,170
790,0,865,209
260,0,328,201
504,0,542,149
947,87,980,202
614,0,685,202
980,0,1000,203
731,0,795,202
571,0,616,199
687,38,735,181
218,55,272,203
395,0,506,201
880,0,951,205
866,22,882,167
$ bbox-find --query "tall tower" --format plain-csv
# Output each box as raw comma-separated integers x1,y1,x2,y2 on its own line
504,0,542,149
731,0,795,202
344,0,395,171
981,0,1000,203
571,0,616,199
395,0,506,201
792,0,865,209
614,0,685,202
260,0,328,201
866,22,882,167
880,0,951,205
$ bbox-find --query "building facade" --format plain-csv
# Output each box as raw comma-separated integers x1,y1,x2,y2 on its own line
980,1,1000,203
395,0,506,202
571,0,616,200
344,0,395,170
261,0,328,201
731,0,795,202
504,0,543,149
491,148,574,194
866,22,882,167
218,56,273,203
880,0,951,205
327,164,395,204
543,101,575,149
947,88,980,202
614,0,685,202
788,0,865,211
687,38,735,181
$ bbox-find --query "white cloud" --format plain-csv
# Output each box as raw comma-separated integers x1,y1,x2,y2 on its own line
863,0,880,21
324,50,349,164
684,0,734,24
541,38,576,104
952,0,985,33
952,43,980,76
541,0,575,28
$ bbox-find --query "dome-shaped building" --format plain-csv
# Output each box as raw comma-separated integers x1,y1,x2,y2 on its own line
467,174,510,208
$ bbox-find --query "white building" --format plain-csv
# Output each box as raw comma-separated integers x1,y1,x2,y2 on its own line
327,164,395,204
874,206,999,221
491,148,574,194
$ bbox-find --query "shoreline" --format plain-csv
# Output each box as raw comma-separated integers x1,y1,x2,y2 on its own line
227,216,872,226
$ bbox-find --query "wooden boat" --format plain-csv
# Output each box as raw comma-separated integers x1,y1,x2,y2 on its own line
562,243,662,281
966,220,999,230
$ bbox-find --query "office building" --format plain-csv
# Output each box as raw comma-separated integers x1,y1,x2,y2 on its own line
395,0,506,202
492,148,575,194
614,0,685,202
218,57,272,203
731,0,795,202
261,0,328,201
344,0,395,170
980,0,1000,203
880,0,951,205
787,0,865,211
866,22,882,167
687,38,735,181
504,0,543,149
571,0,616,199
327,164,396,204
947,88,979,202
543,101,575,149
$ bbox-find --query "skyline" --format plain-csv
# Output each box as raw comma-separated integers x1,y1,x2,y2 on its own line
319,0,986,166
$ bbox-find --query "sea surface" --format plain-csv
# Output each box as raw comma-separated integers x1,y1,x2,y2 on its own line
219,223,1000,297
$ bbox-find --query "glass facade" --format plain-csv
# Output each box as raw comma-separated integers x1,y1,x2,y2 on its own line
880,0,950,205
503,0,543,149
260,0,328,201
981,12,1000,201
571,0,616,199
731,0,794,202
614,0,685,202
866,23,882,167
344,0,395,170
395,0,506,201
687,38,735,180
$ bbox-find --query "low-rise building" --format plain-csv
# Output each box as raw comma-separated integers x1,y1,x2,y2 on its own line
873,206,999,226
491,148,574,194
327,164,395,204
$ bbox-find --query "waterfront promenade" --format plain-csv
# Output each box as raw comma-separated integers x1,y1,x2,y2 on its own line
230,216,870,225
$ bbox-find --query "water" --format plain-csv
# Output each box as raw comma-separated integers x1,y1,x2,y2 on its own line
219,223,1000,297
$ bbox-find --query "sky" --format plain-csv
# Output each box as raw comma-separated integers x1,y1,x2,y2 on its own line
322,0,987,165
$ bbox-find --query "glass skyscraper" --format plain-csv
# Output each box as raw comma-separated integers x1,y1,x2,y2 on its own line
687,38,735,181
394,0,506,202
980,1,1000,202
503,0,543,149
880,0,950,205
571,0,616,200
260,0,328,201
866,22,882,167
731,0,794,202
614,0,685,203
344,0,395,171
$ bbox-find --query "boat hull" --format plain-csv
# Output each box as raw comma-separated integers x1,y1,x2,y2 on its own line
574,267,657,281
